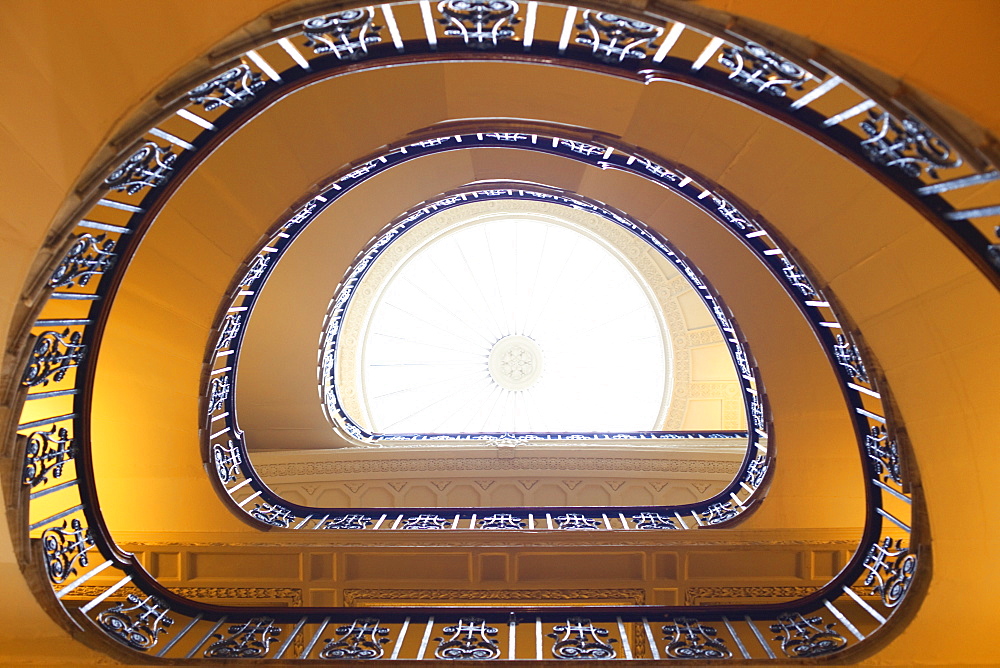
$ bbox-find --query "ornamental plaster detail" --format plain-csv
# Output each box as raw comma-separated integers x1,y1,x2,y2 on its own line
685,586,869,605
344,588,645,605
255,457,739,478
60,585,303,605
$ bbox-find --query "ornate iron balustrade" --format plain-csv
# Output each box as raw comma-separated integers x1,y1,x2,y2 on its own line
3,0,940,662
202,164,769,530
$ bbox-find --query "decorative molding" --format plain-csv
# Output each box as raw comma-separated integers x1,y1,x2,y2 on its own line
685,586,819,605
62,585,303,606
344,588,645,606
255,456,739,478
685,586,869,606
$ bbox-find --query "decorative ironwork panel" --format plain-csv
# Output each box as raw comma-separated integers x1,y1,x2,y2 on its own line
662,617,732,659
438,0,520,49
41,518,94,584
324,514,373,530
213,441,243,484
23,424,76,488
575,11,663,63
319,618,391,659
204,617,281,658
49,233,116,289
303,9,382,59
733,347,752,380
743,453,768,488
711,195,758,232
434,618,501,660
104,142,177,195
481,132,528,142
865,425,902,484
634,155,680,181
860,110,961,179
833,334,869,383
241,254,269,287
478,513,524,530
560,139,606,156
769,612,847,657
863,536,916,607
554,513,601,530
750,395,765,431
215,314,242,351
401,514,451,529
188,64,266,111
97,594,174,651
249,503,294,528
779,257,817,298
631,512,678,530
718,42,809,97
703,502,739,525
548,618,617,659
208,376,230,415
22,328,85,387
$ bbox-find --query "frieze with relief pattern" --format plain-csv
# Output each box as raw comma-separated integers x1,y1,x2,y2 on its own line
255,456,740,478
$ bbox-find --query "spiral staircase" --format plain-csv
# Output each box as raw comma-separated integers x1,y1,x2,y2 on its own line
1,0,997,664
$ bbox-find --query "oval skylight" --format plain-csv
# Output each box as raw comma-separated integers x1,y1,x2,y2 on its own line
359,216,668,433
321,198,697,438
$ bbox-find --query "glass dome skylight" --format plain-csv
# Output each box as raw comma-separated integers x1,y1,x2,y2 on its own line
322,197,684,439
360,217,668,433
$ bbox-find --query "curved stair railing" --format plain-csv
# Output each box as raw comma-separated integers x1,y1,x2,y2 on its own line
206,162,772,532
1,0,951,661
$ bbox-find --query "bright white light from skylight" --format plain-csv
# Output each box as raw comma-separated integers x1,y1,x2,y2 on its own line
359,217,668,433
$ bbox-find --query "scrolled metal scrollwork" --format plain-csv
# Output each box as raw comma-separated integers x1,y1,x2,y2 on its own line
478,513,524,530
703,502,739,525
750,395,765,431
241,254,269,287
633,155,680,181
401,513,451,530
865,425,902,484
769,612,847,657
41,518,94,584
213,441,243,483
743,453,768,488
22,328,85,387
554,513,601,530
434,618,501,660
303,9,382,59
718,42,809,97
188,63,265,111
711,195,758,232
249,502,294,528
631,512,678,530
860,109,961,179
482,132,527,142
208,375,230,415
548,618,617,659
662,617,732,659
215,314,242,351
49,233,116,289
104,142,176,195
833,334,869,383
779,257,817,298
438,0,520,49
97,594,174,651
575,11,662,63
23,424,76,488
319,618,391,659
204,617,281,658
559,138,605,156
324,514,373,530
863,536,916,608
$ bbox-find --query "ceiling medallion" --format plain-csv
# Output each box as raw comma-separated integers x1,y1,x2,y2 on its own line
488,334,544,390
